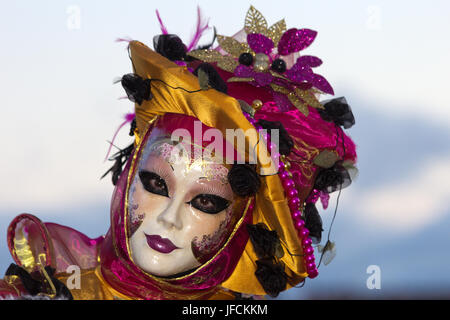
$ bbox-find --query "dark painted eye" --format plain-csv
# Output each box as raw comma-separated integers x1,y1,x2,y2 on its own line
188,194,230,214
239,52,253,66
139,171,169,197
271,58,287,73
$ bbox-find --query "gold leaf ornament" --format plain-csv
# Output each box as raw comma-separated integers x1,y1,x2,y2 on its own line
295,88,324,110
217,35,250,58
187,49,238,73
227,77,254,83
267,19,287,46
287,92,309,116
187,49,224,63
271,83,309,116
244,6,268,35
216,56,239,73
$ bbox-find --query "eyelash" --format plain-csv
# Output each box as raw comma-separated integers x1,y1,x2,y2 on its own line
188,194,230,215
139,171,169,197
138,170,230,214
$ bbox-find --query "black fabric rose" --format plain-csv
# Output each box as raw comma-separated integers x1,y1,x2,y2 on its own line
120,73,152,105
247,223,284,259
194,63,228,94
254,258,287,297
314,163,351,193
318,97,355,129
303,203,324,244
256,119,294,156
153,34,187,61
228,163,261,197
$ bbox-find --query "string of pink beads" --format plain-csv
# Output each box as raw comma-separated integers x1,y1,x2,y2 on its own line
278,156,318,279
244,110,318,279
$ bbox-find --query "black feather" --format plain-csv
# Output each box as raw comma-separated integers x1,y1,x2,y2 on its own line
303,203,324,244
101,143,134,185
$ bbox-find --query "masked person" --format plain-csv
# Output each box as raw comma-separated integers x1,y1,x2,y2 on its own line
0,6,357,300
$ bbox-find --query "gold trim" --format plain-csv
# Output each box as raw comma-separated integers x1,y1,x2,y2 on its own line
37,253,56,298
13,228,35,272
4,275,21,296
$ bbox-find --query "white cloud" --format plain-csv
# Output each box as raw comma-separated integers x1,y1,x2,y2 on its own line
350,156,450,233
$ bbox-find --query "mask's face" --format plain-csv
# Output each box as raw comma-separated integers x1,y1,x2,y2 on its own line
128,128,236,277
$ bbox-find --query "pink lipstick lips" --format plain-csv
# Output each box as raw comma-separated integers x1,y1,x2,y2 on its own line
145,234,179,254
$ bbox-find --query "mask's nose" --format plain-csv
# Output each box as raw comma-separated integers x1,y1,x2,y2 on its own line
156,195,184,230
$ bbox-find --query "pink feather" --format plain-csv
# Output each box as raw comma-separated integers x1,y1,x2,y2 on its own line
115,37,133,43
186,6,210,52
155,10,169,35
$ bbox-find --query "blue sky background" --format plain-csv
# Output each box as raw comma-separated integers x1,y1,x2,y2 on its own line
0,0,449,299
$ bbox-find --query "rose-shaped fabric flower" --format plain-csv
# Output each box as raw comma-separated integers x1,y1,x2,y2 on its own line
314,163,352,193
318,97,355,129
153,34,187,61
247,223,284,259
5,263,73,299
228,163,261,197
120,73,152,105
255,258,287,297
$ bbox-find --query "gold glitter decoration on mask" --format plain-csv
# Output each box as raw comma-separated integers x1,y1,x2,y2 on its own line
217,35,250,58
245,5,268,35
267,19,287,46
